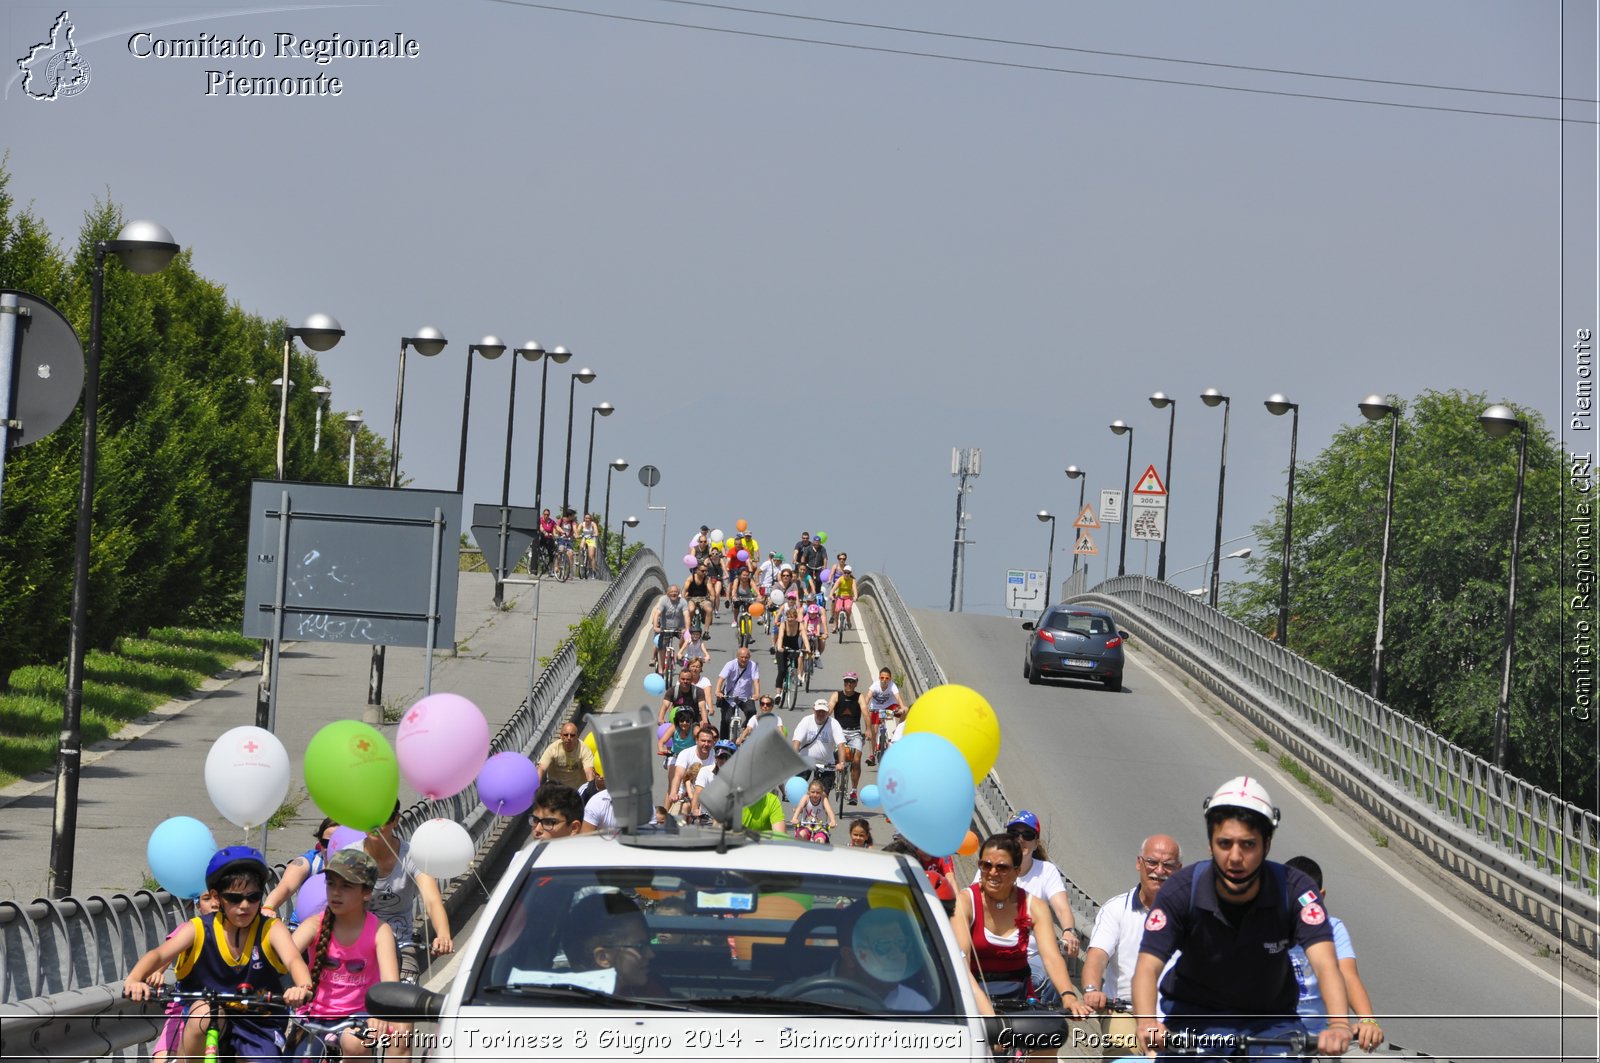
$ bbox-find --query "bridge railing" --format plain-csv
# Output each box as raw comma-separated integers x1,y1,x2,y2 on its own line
1071,574,1598,955
0,552,667,1059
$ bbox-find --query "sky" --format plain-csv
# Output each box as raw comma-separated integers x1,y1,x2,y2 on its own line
3,0,1595,613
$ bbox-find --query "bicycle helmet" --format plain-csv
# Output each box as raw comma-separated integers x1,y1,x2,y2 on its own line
205,845,270,889
1203,776,1281,830
713,740,738,758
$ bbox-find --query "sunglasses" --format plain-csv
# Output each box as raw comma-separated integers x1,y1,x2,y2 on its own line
318,956,368,973
219,890,264,905
1009,828,1039,842
531,815,568,829
977,860,1016,874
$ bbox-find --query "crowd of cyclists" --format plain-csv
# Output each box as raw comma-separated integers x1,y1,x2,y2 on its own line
524,506,604,581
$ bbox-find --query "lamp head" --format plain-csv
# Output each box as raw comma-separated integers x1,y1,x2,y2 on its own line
311,385,332,403
471,336,507,360
610,458,629,472
515,340,546,361
1064,465,1084,480
1264,393,1296,417
1478,404,1522,439
1226,547,1253,560
624,515,641,528
1200,387,1227,408
291,313,344,353
594,402,615,417
344,412,364,428
1359,394,1395,421
405,326,447,357
548,345,573,365
109,219,180,274
1109,420,1131,436
1037,510,1054,523
270,377,295,391
1149,391,1173,410
575,367,596,384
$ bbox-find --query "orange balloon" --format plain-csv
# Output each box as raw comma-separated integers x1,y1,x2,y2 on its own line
958,830,981,856
736,519,749,532
748,602,765,618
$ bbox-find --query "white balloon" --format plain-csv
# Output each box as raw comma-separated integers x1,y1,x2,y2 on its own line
204,726,290,829
409,818,474,879
710,528,724,543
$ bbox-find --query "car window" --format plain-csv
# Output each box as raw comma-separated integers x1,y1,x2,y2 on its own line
469,865,956,1017
1058,613,1109,635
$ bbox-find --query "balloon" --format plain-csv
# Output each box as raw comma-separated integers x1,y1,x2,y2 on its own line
294,873,327,922
747,602,765,618
305,721,399,831
711,529,724,543
683,553,698,569
204,726,290,830
958,830,981,856
736,549,749,562
817,532,828,544
477,752,540,816
858,784,881,809
751,539,759,553
736,519,748,533
820,567,833,584
583,732,604,776
396,693,490,801
877,733,974,857
146,816,218,899
329,826,366,851
644,672,667,697
689,533,703,550
783,776,808,803
409,819,474,879
657,721,673,740
903,683,1001,785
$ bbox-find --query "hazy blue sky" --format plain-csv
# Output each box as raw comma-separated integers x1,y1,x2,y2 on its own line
4,0,1594,611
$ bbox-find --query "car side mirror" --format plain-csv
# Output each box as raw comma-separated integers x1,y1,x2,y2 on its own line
1119,630,1130,641
366,980,443,1023
1021,621,1035,631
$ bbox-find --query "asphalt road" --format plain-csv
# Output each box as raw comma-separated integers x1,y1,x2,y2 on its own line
911,606,1598,1063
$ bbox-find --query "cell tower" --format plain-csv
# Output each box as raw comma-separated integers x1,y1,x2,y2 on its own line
949,447,981,612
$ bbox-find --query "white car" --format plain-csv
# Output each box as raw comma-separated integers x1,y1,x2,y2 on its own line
370,828,995,1060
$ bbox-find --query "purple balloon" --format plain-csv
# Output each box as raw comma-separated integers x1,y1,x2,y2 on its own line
683,553,698,569
736,549,749,562
657,721,672,740
329,826,366,851
476,751,540,817
295,873,327,922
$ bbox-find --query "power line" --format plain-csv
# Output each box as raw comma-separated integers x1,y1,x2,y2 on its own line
653,0,1597,105
483,0,1597,124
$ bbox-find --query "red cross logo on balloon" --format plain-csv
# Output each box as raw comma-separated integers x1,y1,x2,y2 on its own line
407,709,422,725
884,775,898,795
242,740,259,754
356,739,370,753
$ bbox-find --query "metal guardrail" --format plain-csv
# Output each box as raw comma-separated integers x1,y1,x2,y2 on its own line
1070,574,1599,957
0,551,667,1060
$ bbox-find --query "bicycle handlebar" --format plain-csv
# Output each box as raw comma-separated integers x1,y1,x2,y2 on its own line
145,985,290,1011
1162,1029,1313,1056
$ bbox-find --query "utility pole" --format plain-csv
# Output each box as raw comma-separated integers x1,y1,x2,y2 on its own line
949,447,981,612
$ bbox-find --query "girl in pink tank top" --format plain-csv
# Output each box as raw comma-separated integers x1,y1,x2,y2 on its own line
292,848,402,1058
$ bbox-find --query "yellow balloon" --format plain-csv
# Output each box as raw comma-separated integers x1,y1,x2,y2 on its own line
867,881,916,913
902,684,1000,785
582,732,604,776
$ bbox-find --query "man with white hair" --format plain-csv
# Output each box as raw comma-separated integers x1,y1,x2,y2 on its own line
1080,833,1182,1060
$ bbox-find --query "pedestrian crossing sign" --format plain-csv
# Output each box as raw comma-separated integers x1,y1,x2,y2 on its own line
1072,505,1100,529
1072,534,1098,556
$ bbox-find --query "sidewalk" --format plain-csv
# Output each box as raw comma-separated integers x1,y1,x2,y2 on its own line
0,572,605,903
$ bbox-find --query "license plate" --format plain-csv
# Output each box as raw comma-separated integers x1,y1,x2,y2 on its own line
1065,658,1096,668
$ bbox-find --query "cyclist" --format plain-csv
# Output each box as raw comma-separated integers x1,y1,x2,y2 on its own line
659,668,709,730
535,508,557,575
729,571,759,636
790,774,837,842
665,725,718,823
865,668,907,766
828,672,867,804
1133,777,1352,1059
685,562,714,633
262,817,337,928
704,546,726,615
793,531,817,592
773,589,811,693
714,646,761,740
832,564,857,628
736,695,786,744
1284,855,1385,1052
651,585,689,674
553,509,577,578
804,590,831,659
578,512,600,578
791,698,846,797
658,705,699,767
756,551,781,593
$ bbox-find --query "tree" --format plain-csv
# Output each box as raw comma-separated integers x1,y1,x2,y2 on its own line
1226,389,1583,807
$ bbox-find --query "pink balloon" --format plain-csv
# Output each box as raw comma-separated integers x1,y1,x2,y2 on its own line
683,553,698,569
395,693,490,801
329,826,365,851
476,752,540,817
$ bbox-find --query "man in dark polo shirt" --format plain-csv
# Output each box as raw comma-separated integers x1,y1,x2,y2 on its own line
1133,776,1353,1059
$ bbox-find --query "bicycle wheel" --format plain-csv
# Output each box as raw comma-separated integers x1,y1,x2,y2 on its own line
803,652,814,692
836,759,851,810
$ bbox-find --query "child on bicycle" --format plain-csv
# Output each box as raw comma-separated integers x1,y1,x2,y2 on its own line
124,846,314,1062
291,848,401,1059
148,893,220,1063
790,777,837,843
804,592,830,658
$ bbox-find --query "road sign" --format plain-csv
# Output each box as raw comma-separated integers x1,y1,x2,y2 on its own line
1132,464,1168,507
1100,489,1123,524
1072,504,1099,529
1130,503,1166,542
470,503,539,579
637,464,661,488
1005,569,1045,611
1073,535,1098,556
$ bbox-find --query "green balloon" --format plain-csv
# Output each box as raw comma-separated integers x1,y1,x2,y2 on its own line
817,531,828,544
304,720,399,831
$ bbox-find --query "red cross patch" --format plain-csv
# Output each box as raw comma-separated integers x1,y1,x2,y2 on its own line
1301,902,1326,926
1144,909,1168,932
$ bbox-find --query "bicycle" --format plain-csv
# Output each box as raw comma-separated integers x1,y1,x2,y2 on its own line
147,985,293,1061
833,740,852,810
833,599,852,644
778,646,804,709
734,604,757,649
576,542,595,580
801,647,819,693
553,540,574,582
288,1012,381,1060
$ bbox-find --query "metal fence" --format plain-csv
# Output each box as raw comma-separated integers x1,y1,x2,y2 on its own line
0,551,666,1059
1070,574,1598,954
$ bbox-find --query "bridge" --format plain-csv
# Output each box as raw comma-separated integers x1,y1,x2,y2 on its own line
2,558,1596,1060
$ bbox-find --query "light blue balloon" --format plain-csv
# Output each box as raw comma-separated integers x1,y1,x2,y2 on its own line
643,672,667,697
146,816,218,899
858,784,881,809
783,776,808,804
878,733,974,857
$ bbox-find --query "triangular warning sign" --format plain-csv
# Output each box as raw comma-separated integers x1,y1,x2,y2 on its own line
1073,534,1098,556
1133,464,1167,495
1072,505,1100,529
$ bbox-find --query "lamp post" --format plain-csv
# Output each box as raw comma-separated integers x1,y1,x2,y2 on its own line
310,385,331,452
1108,421,1134,577
581,402,614,518
276,314,343,479
344,412,363,485
1360,394,1400,701
1264,394,1300,645
1201,387,1231,608
1169,541,1253,590
1065,466,1086,574
389,327,448,488
489,341,538,606
561,367,597,513
620,514,640,560
1037,510,1057,612
603,458,628,569
50,218,179,900
1149,392,1177,580
457,336,507,494
1479,403,1528,768
531,345,572,515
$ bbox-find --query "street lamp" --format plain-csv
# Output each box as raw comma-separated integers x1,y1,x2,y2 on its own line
1037,510,1057,612
389,327,448,488
603,458,628,572
488,341,540,606
1065,466,1086,574
51,218,179,900
1108,420,1133,577
1168,540,1254,583
1149,392,1177,580
1264,394,1300,645
276,314,343,479
310,384,332,452
561,366,597,513
582,402,615,518
1201,387,1231,608
1360,394,1400,701
531,345,572,515
1479,403,1528,768
458,336,507,494
620,514,641,560
344,412,363,485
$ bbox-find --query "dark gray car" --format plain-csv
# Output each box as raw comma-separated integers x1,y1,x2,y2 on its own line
1021,607,1127,690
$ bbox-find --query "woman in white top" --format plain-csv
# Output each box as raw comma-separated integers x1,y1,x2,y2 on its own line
865,668,905,765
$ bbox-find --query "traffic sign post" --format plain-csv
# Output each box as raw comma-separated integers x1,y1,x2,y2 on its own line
1130,463,1168,543
1099,489,1123,524
1005,569,1045,613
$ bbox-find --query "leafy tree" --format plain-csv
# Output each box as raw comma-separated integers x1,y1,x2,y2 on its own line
1226,389,1583,807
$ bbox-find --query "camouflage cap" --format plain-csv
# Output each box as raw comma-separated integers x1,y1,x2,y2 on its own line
324,847,377,888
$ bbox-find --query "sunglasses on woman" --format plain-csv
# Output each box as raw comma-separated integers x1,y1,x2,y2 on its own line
1009,828,1039,842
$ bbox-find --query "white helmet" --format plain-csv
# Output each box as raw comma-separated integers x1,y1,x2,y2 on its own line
1202,776,1280,828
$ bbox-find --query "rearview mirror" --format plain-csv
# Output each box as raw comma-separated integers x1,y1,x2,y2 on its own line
1119,630,1130,640
366,980,443,1023
1021,621,1035,631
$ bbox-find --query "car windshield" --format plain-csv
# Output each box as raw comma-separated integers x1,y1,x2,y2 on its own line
1047,612,1111,635
468,864,957,1018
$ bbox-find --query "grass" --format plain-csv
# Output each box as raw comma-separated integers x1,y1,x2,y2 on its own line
1278,753,1335,805
266,792,303,830
1369,827,1390,848
0,627,256,788
1253,739,1269,753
